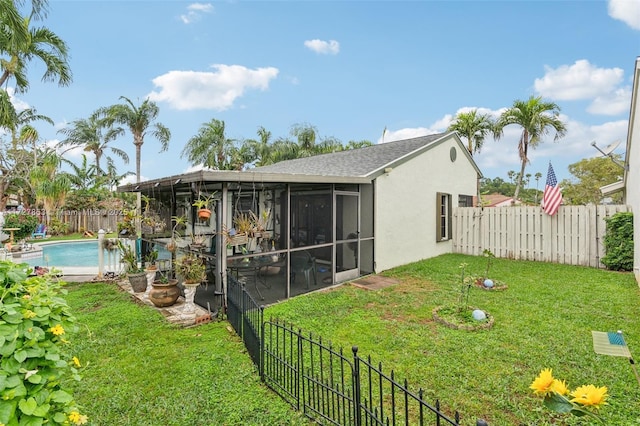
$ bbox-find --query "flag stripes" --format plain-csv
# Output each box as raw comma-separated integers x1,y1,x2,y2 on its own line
541,162,562,216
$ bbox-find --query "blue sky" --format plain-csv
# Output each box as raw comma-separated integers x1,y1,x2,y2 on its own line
10,0,640,187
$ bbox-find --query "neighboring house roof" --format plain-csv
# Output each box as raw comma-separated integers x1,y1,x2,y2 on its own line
480,193,518,207
119,132,482,192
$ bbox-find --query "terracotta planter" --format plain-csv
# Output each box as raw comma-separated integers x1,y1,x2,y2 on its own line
128,272,148,293
198,208,211,221
149,280,180,307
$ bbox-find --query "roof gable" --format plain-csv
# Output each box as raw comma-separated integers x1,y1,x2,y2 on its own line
253,132,477,179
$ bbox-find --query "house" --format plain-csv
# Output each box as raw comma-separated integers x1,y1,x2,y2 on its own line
478,193,520,207
599,57,639,284
623,57,639,284
118,131,481,305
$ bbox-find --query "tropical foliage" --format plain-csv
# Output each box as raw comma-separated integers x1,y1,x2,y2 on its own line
447,109,494,155
601,211,634,271
493,96,567,202
0,261,86,426
560,154,625,205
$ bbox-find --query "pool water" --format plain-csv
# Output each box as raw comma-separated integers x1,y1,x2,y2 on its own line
26,241,103,267
25,241,172,268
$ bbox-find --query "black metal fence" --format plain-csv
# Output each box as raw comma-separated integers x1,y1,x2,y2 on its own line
226,275,488,426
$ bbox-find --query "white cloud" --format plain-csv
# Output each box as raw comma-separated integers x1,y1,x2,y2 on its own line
534,60,624,101
608,0,640,30
304,39,340,55
6,87,30,111
148,64,279,111
180,2,214,24
378,127,438,144
120,174,150,186
381,107,628,181
183,164,213,173
587,86,632,115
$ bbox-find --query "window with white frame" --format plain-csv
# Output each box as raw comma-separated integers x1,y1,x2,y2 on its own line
436,192,452,241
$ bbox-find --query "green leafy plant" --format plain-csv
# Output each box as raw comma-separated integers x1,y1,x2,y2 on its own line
0,260,88,425
117,240,143,273
530,368,608,423
116,208,141,237
192,192,217,210
601,211,633,271
3,213,39,241
174,253,206,284
457,262,473,311
47,217,70,236
144,249,159,270
482,249,495,278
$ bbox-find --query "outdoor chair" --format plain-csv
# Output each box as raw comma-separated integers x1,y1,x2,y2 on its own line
32,224,47,239
290,250,317,289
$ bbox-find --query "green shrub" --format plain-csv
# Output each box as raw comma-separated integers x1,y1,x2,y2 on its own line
601,211,634,271
48,217,69,236
0,261,87,425
3,213,39,241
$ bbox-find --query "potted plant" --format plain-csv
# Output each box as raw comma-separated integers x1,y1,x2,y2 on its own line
140,195,167,235
117,208,141,238
174,253,207,320
148,270,180,307
166,215,187,253
144,249,159,271
174,253,206,285
192,192,217,221
190,233,206,251
117,239,147,293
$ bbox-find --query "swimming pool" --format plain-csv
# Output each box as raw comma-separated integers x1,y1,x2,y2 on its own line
25,241,104,267
25,240,171,269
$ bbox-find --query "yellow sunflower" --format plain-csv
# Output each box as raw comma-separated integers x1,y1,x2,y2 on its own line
570,384,608,408
530,368,555,396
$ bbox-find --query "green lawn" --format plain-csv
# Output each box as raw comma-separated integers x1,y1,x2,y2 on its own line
65,254,640,425
266,254,640,425
64,282,309,426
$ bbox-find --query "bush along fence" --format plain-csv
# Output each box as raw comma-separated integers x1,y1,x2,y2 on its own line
227,275,489,426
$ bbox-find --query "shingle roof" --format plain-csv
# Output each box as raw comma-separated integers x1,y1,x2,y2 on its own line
253,133,448,178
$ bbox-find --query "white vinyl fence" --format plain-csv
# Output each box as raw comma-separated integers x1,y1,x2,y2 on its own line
452,205,631,268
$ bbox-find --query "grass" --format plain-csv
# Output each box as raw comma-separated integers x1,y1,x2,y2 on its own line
265,254,640,425
63,254,640,425
64,282,310,426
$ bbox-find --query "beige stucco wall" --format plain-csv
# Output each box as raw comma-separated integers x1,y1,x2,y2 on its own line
374,134,479,272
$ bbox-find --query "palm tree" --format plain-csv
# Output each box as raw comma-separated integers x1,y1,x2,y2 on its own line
447,109,494,155
57,113,128,177
100,96,170,184
64,153,97,190
243,126,273,166
494,96,567,202
290,122,317,154
181,118,237,170
0,13,72,93
29,151,71,225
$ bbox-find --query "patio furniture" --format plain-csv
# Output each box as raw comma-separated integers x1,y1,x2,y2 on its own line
31,224,47,239
291,250,317,289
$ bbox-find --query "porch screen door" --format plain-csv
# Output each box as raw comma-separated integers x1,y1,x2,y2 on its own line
335,192,359,283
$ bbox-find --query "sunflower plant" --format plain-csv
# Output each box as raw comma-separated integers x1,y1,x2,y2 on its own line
530,368,608,423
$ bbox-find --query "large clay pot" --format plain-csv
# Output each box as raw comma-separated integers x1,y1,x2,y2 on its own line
149,280,180,307
128,272,148,293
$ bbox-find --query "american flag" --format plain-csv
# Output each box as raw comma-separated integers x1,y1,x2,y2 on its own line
541,162,562,216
